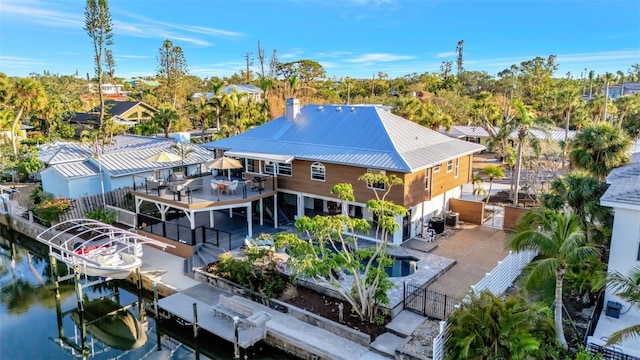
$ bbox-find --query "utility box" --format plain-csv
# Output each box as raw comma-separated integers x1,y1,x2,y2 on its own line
605,301,622,318
446,212,459,227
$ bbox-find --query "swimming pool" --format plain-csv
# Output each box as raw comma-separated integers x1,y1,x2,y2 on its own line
384,256,419,277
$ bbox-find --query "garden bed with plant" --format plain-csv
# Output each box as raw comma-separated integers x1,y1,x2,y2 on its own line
204,249,389,340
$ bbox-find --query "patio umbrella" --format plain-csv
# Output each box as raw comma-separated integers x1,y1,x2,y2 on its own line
145,152,182,163
208,156,242,180
146,151,182,179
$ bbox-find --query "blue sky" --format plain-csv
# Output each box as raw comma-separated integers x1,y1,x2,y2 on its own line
1,0,639,80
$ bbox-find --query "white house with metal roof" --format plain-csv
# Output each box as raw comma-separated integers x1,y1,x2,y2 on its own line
203,98,485,245
191,84,264,102
38,135,213,199
588,153,640,357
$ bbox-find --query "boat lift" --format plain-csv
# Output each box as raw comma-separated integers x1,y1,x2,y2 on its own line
37,219,175,359
37,218,173,284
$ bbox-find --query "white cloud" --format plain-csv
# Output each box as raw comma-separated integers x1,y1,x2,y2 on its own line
118,55,151,59
436,51,456,58
0,55,44,69
346,53,415,63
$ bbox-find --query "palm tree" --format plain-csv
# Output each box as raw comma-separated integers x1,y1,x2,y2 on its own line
556,85,583,168
9,78,48,157
615,93,640,128
510,101,552,206
542,171,612,245
152,107,180,138
588,70,595,99
605,266,640,346
470,172,485,201
509,209,599,349
445,291,557,359
480,165,505,205
569,122,632,180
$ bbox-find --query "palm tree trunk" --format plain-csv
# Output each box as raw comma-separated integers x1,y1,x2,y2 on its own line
555,270,568,349
512,140,524,206
11,107,24,157
563,109,570,169
485,179,493,205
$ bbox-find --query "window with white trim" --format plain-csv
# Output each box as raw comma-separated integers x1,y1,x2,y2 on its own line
311,162,325,181
366,169,386,191
434,164,441,173
264,161,275,174
425,169,431,191
278,162,292,176
447,160,453,172
246,159,256,173
454,158,459,178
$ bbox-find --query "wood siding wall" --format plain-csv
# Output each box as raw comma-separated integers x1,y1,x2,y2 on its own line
503,206,530,231
277,160,406,204
449,198,484,225
276,155,474,208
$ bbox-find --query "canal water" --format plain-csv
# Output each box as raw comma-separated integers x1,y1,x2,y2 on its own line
0,231,296,359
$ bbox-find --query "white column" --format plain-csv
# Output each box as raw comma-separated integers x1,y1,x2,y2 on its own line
259,198,264,226
229,208,233,218
297,194,304,219
209,210,215,227
273,194,278,229
246,204,253,238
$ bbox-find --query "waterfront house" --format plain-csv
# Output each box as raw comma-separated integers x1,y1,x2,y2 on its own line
201,98,485,245
588,152,640,357
38,135,213,199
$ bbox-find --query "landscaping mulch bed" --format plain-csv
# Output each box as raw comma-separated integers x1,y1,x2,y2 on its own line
282,285,389,340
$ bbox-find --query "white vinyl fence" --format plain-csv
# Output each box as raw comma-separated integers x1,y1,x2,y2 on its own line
432,249,537,360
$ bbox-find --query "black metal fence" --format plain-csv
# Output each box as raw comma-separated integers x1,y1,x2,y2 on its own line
584,291,605,342
587,342,640,360
137,213,232,249
404,281,461,320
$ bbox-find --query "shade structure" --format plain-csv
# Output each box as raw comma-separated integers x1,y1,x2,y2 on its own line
208,156,243,180
145,152,182,163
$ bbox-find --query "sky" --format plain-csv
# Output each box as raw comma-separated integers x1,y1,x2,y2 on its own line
1,0,639,81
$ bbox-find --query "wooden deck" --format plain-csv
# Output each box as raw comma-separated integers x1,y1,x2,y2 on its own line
134,175,276,211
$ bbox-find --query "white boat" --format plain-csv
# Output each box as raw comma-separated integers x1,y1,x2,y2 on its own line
79,250,143,280
37,219,171,280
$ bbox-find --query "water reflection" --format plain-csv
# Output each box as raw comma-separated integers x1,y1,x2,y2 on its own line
0,232,295,360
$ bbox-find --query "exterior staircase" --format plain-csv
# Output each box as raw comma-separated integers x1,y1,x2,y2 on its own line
183,242,226,273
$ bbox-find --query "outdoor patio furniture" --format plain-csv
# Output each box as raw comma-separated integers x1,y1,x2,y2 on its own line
224,180,239,195
171,172,186,182
146,176,163,190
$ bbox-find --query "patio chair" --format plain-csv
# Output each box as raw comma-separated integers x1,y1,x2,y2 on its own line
171,172,186,182
225,180,239,195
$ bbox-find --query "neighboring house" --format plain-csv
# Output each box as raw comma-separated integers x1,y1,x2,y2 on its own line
608,82,640,100
439,125,576,156
191,84,264,102
203,98,485,245
38,135,213,199
87,83,124,95
123,79,160,89
588,152,640,357
69,100,157,130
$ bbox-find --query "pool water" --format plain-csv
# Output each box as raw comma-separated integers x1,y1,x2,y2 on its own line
384,256,418,277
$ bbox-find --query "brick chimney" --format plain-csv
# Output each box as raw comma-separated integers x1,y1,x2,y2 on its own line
285,98,300,121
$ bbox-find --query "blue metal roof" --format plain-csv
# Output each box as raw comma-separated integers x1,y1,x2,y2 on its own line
203,104,484,172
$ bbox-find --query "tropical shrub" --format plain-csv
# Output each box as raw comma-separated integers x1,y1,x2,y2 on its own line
86,206,118,224
33,197,72,226
210,249,286,299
